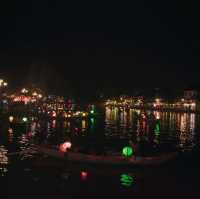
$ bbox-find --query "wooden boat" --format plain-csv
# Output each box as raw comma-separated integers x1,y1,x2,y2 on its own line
35,146,178,167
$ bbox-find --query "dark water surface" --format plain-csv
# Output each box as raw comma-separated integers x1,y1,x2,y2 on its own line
1,107,200,198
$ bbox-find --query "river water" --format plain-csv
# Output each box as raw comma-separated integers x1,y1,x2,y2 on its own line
1,107,200,198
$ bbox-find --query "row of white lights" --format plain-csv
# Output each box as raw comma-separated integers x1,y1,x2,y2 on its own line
9,116,28,123
21,88,43,98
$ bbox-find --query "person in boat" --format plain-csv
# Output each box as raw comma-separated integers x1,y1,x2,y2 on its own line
128,140,139,158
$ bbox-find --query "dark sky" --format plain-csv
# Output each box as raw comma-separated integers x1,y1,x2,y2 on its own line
0,0,200,97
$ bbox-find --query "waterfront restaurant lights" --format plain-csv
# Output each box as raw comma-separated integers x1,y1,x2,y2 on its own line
21,88,29,94
0,79,8,88
105,96,199,112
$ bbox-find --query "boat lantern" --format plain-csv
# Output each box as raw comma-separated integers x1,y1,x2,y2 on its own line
122,146,134,157
80,171,88,181
59,141,72,153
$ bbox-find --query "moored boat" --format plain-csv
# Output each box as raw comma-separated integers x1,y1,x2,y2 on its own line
35,146,178,167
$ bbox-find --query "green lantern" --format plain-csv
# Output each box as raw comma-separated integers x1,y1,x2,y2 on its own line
122,146,134,157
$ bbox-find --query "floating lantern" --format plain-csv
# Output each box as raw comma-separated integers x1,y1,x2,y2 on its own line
59,141,72,153
22,117,28,122
90,110,94,114
80,171,88,180
9,116,14,123
122,146,134,157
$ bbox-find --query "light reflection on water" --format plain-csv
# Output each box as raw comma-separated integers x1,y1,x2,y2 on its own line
0,107,199,179
0,145,8,177
105,107,197,150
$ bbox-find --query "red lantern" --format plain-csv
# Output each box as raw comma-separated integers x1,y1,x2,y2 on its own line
59,142,72,152
80,171,88,180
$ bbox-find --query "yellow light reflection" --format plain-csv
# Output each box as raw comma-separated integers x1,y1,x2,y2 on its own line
0,145,8,177
82,120,86,130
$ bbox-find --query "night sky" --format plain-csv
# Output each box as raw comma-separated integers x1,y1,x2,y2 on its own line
0,1,200,97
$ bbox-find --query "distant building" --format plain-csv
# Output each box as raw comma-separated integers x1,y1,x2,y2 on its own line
183,90,199,111
184,90,198,100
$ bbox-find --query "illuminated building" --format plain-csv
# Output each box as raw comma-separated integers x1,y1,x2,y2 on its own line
0,79,8,88
105,94,200,112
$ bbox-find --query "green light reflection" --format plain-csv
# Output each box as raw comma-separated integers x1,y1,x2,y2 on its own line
120,174,134,187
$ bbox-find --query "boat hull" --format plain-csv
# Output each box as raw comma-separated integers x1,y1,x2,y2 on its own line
36,146,178,167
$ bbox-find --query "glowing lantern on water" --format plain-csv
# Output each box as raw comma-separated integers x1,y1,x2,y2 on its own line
122,146,134,157
22,117,28,122
59,142,72,153
80,171,88,180
9,116,14,123
90,110,94,114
